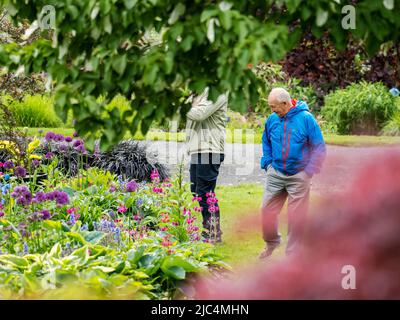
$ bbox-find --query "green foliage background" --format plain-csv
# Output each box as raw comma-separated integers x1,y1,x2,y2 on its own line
0,0,399,149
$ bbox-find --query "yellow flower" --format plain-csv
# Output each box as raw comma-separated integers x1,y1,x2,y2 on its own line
29,154,42,160
28,139,41,153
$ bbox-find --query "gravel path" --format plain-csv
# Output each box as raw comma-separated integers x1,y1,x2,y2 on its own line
146,141,400,196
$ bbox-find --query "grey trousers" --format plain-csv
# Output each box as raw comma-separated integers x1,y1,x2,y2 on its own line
261,165,311,255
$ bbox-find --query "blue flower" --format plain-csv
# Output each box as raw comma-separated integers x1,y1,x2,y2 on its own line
118,175,123,185
114,227,121,242
81,223,88,231
23,242,29,255
69,213,76,225
136,198,143,207
100,219,108,231
390,87,400,97
4,174,10,182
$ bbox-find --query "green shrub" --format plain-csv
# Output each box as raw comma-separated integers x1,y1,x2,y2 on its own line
3,94,64,128
253,63,318,115
321,82,396,135
381,100,400,136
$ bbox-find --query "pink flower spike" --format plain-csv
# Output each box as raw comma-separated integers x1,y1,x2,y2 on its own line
150,169,160,181
118,205,127,213
66,207,78,214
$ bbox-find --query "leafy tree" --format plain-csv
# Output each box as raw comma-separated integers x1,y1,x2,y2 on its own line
0,0,398,149
0,10,46,98
281,34,400,103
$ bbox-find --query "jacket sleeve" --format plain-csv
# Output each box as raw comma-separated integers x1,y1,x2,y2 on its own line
186,89,228,122
304,114,327,176
261,118,272,170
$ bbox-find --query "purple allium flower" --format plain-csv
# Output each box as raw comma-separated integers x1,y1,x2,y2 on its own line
11,185,32,206
75,144,87,154
55,134,65,142
15,166,27,178
73,139,82,147
73,131,79,137
0,211,4,217
34,191,47,203
45,191,56,201
109,184,116,192
39,209,51,220
45,131,56,141
3,161,15,170
45,152,54,159
65,136,73,143
31,159,40,168
126,180,138,192
59,144,69,152
54,190,69,206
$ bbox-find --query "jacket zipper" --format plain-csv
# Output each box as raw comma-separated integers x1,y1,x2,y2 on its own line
282,118,287,172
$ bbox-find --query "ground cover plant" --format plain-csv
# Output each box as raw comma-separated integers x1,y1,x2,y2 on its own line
0,133,227,299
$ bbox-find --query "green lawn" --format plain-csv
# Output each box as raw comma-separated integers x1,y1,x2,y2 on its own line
23,127,400,147
214,183,323,267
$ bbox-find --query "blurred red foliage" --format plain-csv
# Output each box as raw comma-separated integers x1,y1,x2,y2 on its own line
196,150,400,299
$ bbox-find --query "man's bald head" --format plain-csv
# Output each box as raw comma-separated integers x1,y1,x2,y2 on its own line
268,88,292,117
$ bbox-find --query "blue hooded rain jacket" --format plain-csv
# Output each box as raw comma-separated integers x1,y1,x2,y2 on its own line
261,100,326,176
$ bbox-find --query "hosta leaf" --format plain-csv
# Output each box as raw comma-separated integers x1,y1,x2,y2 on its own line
43,220,62,232
127,246,145,265
66,232,87,244
162,265,186,280
84,231,106,244
92,266,115,273
0,255,29,269
161,256,201,273
49,243,62,258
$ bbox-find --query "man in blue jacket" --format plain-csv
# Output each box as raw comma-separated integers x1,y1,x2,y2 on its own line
260,88,326,259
